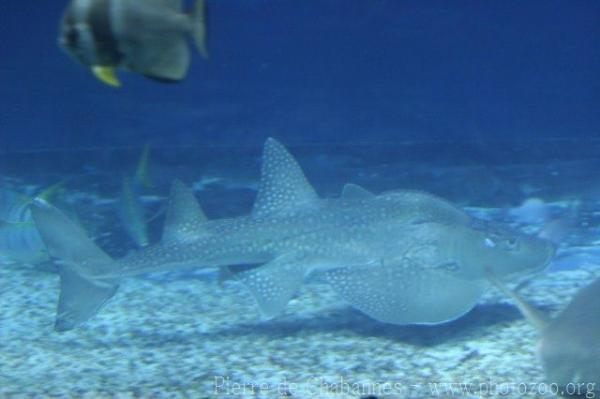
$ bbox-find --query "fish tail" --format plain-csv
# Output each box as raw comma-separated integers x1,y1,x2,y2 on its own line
484,267,550,331
31,198,120,332
134,144,153,188
36,178,69,202
190,0,208,58
120,174,149,248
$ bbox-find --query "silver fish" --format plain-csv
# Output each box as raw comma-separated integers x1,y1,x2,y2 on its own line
487,271,599,395
59,0,208,86
31,138,555,331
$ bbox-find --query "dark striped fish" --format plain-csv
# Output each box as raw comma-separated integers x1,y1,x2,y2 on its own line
59,0,208,86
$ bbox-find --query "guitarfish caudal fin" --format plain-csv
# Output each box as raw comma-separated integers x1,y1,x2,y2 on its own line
31,199,120,332
31,180,208,331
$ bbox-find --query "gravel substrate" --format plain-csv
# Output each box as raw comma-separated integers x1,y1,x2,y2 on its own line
1,249,599,398
1,171,597,398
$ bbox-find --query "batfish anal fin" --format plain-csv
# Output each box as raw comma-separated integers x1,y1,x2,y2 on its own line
128,35,190,82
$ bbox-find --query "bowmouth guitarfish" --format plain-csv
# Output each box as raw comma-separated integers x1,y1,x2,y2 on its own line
31,138,555,331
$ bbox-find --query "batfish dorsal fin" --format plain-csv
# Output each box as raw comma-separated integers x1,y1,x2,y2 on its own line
162,180,208,244
252,138,318,217
341,183,374,199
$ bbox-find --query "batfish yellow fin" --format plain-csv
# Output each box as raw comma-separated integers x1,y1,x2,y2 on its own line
91,66,121,87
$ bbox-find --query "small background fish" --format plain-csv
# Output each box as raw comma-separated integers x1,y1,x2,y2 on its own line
118,144,155,248
0,188,48,266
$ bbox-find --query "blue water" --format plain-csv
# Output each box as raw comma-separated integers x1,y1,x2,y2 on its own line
1,1,600,398
1,0,599,153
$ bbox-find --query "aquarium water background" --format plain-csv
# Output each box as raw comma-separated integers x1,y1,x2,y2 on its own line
2,1,599,152
0,0,600,398
1,0,599,226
